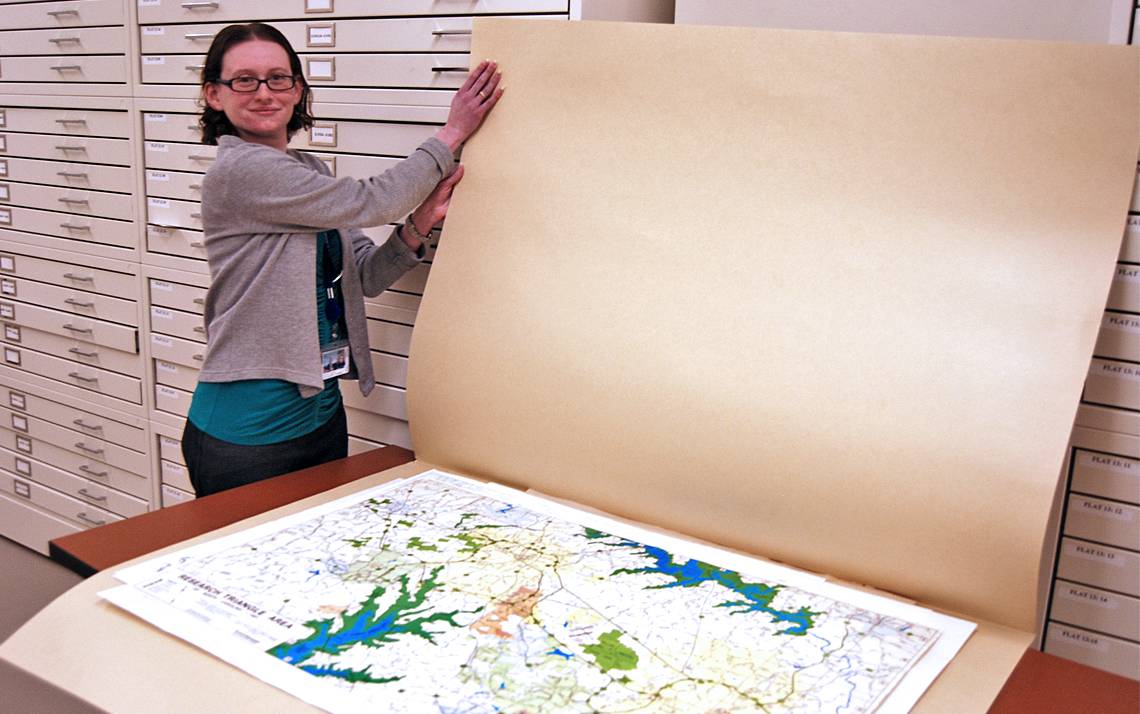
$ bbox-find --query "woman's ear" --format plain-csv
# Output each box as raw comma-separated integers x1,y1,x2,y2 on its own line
202,83,223,112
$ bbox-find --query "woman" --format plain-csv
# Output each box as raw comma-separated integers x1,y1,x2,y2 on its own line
182,22,502,496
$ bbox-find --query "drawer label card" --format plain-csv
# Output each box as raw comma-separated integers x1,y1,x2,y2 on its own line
0,110,5,128
0,208,10,226
1069,541,1124,567
1093,361,1140,382
142,26,166,35
156,360,179,373
10,413,27,432
148,225,170,236
159,435,178,449
306,58,335,81
162,459,186,477
0,255,13,272
0,303,13,320
1083,452,1136,476
4,324,19,343
143,56,166,66
305,0,334,12
157,386,178,398
144,113,168,123
145,141,169,153
15,435,31,453
1117,265,1140,283
4,347,19,366
14,457,30,476
310,122,337,147
318,155,336,176
148,197,170,209
1059,584,1119,610
0,184,8,202
0,135,6,153
1051,627,1108,652
151,334,173,347
1104,314,1140,333
8,392,25,410
0,160,7,177
151,306,173,320
138,0,161,6
1,278,16,296
1076,498,1135,522
307,24,336,47
146,170,170,182
13,479,30,499
150,279,174,292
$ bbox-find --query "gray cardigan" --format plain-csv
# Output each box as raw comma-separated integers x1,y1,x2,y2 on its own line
198,134,455,398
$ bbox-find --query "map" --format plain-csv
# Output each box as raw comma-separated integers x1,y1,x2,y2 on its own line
103,470,974,713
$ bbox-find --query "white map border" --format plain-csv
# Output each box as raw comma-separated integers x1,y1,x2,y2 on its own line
101,468,975,713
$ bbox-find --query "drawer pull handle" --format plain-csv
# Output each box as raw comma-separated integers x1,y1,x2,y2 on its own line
74,442,104,456
50,65,83,72
187,154,214,162
431,66,470,73
62,272,94,282
58,197,90,205
184,33,215,40
190,212,201,219
54,145,86,152
189,183,202,190
77,488,107,502
68,346,98,358
192,297,205,305
72,418,103,431
77,513,106,527
186,124,200,131
67,371,98,383
190,241,205,248
185,64,206,71
193,326,205,334
56,171,89,179
62,323,93,334
78,465,108,478
180,1,220,8
48,37,82,44
54,118,87,125
46,9,80,16
192,353,204,362
431,30,473,37
64,298,95,308
59,223,91,231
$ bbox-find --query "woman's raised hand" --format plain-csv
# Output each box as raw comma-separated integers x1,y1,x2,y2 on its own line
435,61,503,152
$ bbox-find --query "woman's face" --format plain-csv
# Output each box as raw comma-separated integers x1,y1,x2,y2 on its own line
203,39,302,150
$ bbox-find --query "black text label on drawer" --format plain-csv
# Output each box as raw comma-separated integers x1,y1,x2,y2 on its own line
13,478,30,499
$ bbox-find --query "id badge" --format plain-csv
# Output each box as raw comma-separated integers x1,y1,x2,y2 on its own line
320,339,350,380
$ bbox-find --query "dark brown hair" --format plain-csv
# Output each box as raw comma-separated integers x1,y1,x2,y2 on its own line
198,23,314,145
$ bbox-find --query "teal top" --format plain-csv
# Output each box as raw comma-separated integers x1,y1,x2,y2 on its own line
187,231,345,445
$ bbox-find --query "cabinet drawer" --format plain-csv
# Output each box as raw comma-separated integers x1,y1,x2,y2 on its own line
365,290,420,326
0,299,137,353
342,381,406,421
153,358,198,393
1083,359,1139,412
0,428,148,498
137,0,567,25
0,25,126,56
366,319,412,357
148,276,206,314
344,406,410,449
1044,622,1140,681
298,121,435,159
2,322,141,376
1124,215,1140,263
154,383,191,418
0,381,146,452
7,449,146,518
0,157,133,193
0,105,130,137
141,111,199,142
150,304,205,342
146,224,207,262
0,248,139,299
145,168,203,202
146,196,201,231
1,275,139,326
160,457,191,491
1,131,131,165
1107,263,1139,312
0,487,80,554
0,55,127,84
1072,451,1139,505
0,404,147,476
149,332,204,368
0,343,141,404
143,140,214,172
1056,537,1140,597
0,180,133,221
0,469,121,530
157,432,184,465
1064,494,1139,551
1095,312,1140,363
141,52,468,90
160,482,194,506
372,351,408,389
1050,579,1139,643
3,0,125,32
0,204,135,249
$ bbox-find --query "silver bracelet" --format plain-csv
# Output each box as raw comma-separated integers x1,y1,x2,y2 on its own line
402,217,429,245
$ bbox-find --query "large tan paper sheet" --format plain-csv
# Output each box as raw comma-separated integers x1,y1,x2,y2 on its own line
409,19,1138,634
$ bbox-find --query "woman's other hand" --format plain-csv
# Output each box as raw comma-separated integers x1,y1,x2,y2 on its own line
400,165,465,251
435,61,503,152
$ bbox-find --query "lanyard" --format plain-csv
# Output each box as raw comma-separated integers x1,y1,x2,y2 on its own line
321,233,344,340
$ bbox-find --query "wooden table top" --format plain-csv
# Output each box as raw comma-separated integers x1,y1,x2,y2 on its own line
48,446,1139,712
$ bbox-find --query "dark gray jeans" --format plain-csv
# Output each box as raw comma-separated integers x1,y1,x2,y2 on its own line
181,405,348,497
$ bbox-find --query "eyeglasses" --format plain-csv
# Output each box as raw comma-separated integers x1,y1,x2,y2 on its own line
214,74,298,93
